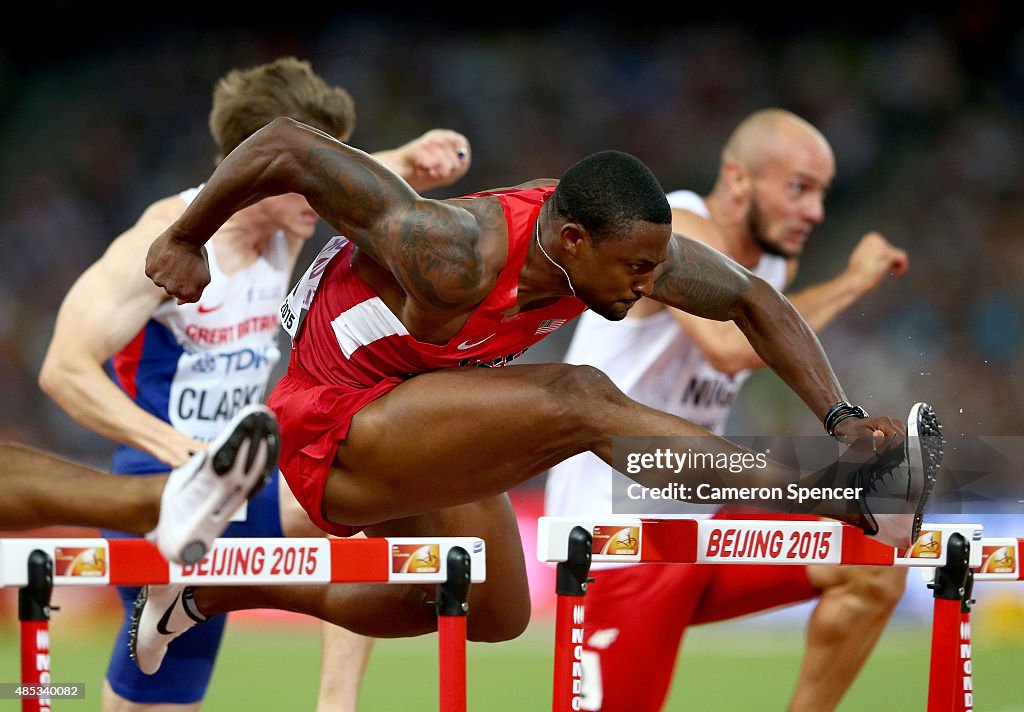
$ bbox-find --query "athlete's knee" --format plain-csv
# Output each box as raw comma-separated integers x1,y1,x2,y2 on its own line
555,364,619,396
547,364,628,415
516,365,624,443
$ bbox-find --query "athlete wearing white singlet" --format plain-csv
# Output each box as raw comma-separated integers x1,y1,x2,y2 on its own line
98,185,296,701
542,108,914,712
111,186,286,469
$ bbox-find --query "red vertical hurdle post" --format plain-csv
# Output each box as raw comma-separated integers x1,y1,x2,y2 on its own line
552,526,593,712
18,550,54,712
436,546,471,712
953,570,975,712
927,532,970,712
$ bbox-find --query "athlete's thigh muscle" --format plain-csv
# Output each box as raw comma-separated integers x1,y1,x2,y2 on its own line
328,363,589,522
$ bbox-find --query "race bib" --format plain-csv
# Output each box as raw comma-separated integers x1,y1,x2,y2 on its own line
281,236,349,344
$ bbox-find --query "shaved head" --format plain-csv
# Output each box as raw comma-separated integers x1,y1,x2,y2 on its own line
711,108,836,259
721,108,833,176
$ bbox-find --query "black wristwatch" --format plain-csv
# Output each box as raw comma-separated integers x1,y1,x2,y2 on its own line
823,401,870,437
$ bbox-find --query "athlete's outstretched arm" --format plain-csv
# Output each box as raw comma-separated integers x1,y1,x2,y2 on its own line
39,198,204,468
651,233,898,438
146,117,484,310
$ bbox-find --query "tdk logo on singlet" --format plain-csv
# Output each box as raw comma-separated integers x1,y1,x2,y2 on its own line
170,343,280,435
189,345,276,375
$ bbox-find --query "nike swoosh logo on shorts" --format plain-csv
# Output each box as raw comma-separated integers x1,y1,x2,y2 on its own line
456,334,495,350
155,591,182,635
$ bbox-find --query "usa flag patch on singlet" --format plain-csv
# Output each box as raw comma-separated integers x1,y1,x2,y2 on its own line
535,318,567,335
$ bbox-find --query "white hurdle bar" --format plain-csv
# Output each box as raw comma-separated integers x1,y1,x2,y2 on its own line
537,516,985,569
0,536,486,588
3,536,485,712
537,518,1023,712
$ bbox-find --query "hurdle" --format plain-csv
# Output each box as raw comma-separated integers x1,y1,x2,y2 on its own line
1,535,486,712
536,517,1019,712
934,535,1023,712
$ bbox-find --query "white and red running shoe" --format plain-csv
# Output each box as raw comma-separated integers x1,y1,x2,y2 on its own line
147,404,279,565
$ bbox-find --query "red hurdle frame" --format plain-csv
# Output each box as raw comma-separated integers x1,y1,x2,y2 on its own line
929,536,1023,712
540,518,1022,712
3,536,484,712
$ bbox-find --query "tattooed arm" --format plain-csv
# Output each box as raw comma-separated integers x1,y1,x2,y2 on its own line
650,232,849,422
145,117,488,311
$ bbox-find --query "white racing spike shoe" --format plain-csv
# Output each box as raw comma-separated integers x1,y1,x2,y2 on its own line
148,404,280,565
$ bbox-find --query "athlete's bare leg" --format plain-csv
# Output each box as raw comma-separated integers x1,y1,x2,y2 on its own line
322,363,869,527
174,364,881,643
278,480,377,712
786,565,908,712
130,364,930,670
0,442,163,532
190,494,531,643
315,628,375,712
